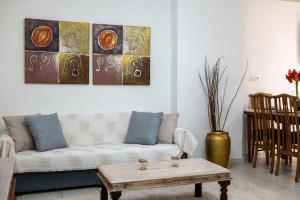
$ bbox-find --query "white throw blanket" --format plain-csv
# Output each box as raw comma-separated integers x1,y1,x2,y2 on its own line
174,128,198,157
0,132,15,158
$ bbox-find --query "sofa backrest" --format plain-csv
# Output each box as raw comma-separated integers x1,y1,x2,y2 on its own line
58,113,131,146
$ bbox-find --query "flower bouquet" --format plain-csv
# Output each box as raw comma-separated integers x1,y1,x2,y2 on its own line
286,69,300,109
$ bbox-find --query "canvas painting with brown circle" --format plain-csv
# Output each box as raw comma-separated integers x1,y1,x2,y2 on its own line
25,18,59,52
24,18,89,84
92,24,151,85
93,24,123,55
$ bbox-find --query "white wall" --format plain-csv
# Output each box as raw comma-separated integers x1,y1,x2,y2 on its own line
0,0,173,131
245,0,300,106
0,0,247,159
176,0,245,158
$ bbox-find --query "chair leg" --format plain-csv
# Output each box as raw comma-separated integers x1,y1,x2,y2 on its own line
275,151,280,176
251,140,255,163
252,146,258,168
290,156,292,164
295,156,300,182
265,149,269,165
270,148,274,174
285,156,288,165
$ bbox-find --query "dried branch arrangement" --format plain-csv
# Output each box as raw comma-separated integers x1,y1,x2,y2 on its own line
198,57,247,132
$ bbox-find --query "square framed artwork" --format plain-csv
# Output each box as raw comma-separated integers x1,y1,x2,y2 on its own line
59,53,89,84
93,24,151,85
93,24,123,55
93,55,122,85
123,26,151,56
123,55,150,85
24,51,59,84
25,18,59,52
24,18,89,84
59,21,89,55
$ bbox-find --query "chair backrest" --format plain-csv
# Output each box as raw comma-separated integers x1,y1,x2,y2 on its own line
249,93,274,147
273,94,299,155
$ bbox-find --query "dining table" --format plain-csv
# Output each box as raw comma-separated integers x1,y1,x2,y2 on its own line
243,108,300,162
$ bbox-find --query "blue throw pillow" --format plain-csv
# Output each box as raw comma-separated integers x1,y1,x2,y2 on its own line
25,113,68,152
125,111,163,145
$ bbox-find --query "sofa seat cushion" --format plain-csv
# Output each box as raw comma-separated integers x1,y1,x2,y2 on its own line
15,144,179,173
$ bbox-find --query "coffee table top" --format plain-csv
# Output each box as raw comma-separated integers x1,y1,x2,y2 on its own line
98,158,231,192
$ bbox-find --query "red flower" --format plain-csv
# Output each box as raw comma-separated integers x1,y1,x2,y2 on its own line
286,69,299,83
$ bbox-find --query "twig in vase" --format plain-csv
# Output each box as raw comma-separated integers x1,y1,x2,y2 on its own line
198,57,248,132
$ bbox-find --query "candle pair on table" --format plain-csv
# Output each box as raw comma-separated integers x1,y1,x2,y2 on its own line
138,156,180,170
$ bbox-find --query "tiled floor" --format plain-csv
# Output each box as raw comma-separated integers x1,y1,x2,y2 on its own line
17,158,300,200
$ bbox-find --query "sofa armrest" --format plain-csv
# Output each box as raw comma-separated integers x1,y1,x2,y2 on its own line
0,131,16,158
174,127,198,157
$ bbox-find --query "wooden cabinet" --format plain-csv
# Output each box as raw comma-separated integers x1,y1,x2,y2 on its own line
0,157,16,200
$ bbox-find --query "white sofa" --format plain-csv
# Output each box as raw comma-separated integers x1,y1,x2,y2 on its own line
0,113,196,193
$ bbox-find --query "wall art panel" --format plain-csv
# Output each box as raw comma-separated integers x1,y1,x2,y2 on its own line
59,53,89,84
24,18,89,84
123,55,150,85
59,21,89,54
93,54,123,85
123,26,150,56
93,24,150,85
93,24,123,55
24,51,59,84
25,19,59,52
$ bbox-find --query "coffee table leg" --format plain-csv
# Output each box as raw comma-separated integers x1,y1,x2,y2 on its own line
218,180,230,200
110,191,122,200
194,183,202,197
101,185,108,200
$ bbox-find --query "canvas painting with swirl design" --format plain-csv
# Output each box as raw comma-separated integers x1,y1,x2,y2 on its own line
93,24,150,85
123,26,150,57
24,18,89,84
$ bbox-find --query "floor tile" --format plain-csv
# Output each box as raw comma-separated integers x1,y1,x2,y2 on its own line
61,188,100,200
20,191,62,200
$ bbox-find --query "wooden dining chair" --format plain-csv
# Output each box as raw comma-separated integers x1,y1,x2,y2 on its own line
273,94,300,182
250,92,274,169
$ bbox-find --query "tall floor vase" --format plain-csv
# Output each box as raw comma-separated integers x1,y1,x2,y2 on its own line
205,131,231,168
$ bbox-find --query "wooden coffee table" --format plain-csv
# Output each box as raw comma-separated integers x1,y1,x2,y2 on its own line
97,158,231,200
